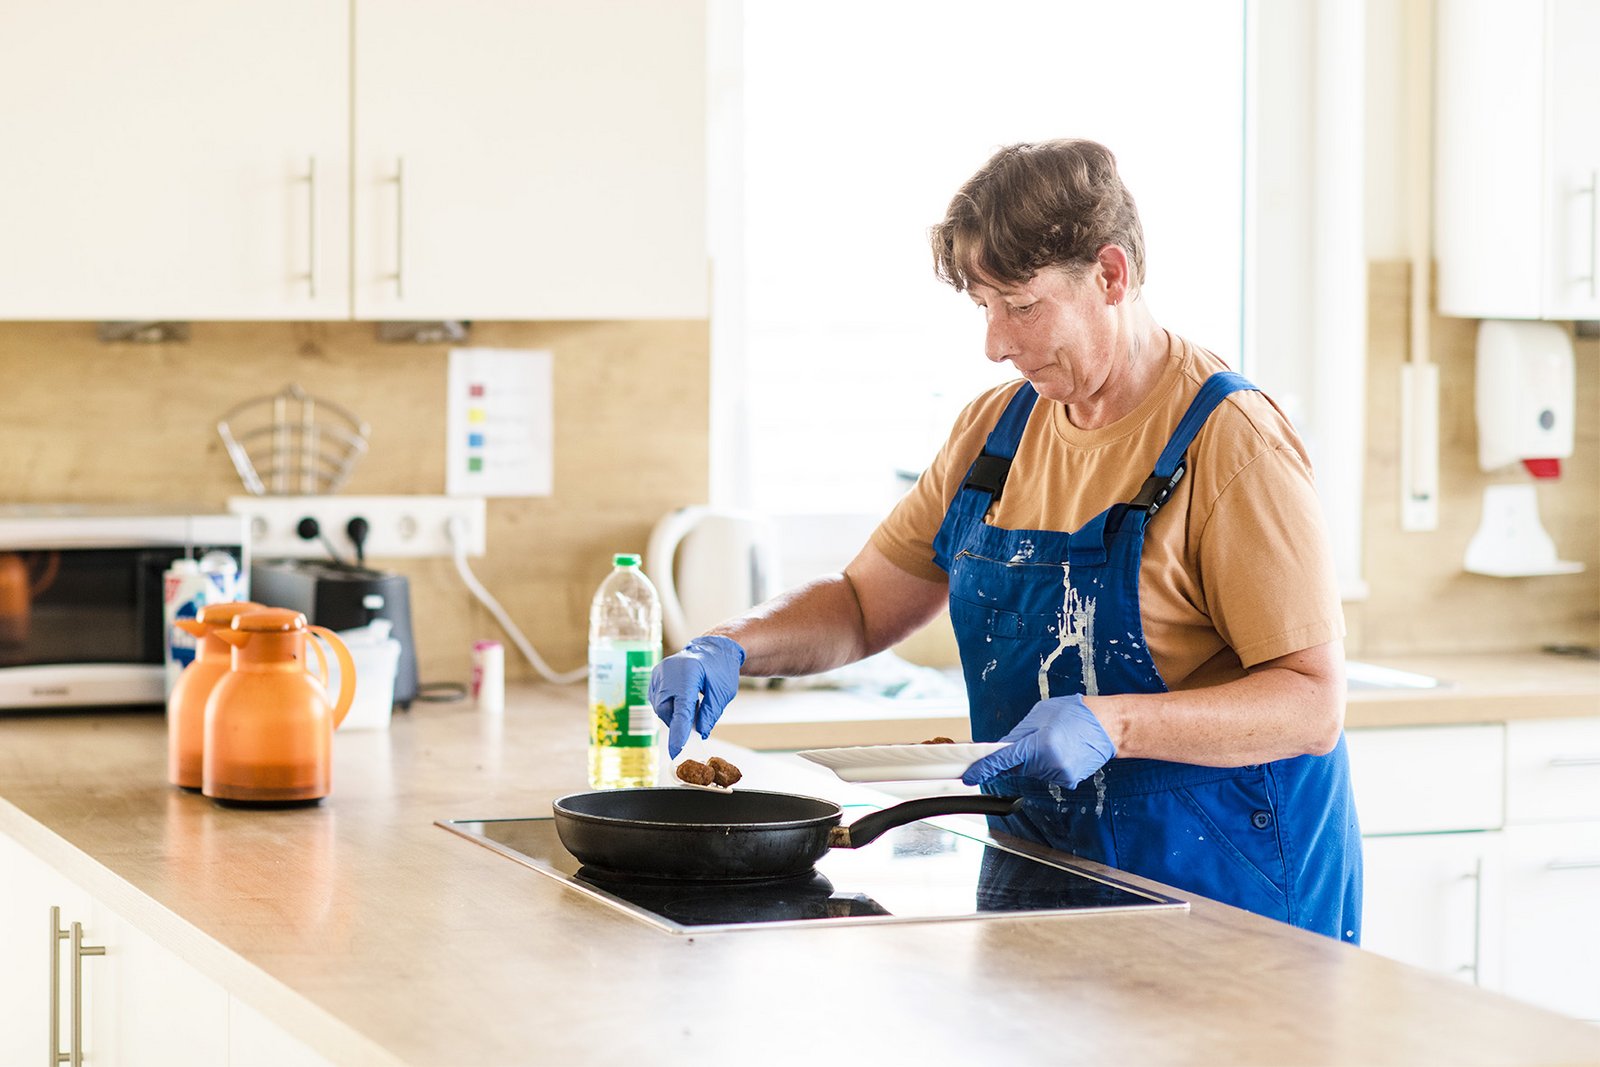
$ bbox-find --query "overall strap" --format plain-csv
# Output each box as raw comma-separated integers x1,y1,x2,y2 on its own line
1129,371,1258,517
954,382,1039,511
931,382,1038,570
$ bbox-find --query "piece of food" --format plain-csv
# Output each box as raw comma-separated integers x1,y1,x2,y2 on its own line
675,759,715,786
919,736,957,745
707,756,743,788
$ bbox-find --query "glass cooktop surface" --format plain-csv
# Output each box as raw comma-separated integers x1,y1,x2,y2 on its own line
437,809,1187,934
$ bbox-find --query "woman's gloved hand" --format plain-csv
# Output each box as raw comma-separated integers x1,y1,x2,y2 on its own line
648,635,746,757
960,694,1116,789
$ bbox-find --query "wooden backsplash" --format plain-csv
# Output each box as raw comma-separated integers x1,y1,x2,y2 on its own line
0,265,1594,691
0,320,710,688
1351,261,1599,657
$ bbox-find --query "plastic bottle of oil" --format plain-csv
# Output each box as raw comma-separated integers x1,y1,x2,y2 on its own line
587,553,662,788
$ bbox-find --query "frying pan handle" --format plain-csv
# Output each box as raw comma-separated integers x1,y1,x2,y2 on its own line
833,795,1023,849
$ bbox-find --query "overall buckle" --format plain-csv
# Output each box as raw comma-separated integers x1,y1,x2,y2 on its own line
1132,462,1187,517
963,453,1012,501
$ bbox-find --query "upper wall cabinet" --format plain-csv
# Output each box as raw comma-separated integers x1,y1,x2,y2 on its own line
352,1,706,320
1435,0,1600,321
0,2,350,320
0,2,707,321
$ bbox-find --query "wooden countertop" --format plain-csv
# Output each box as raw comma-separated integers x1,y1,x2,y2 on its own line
716,650,1600,749
4,693,1600,1066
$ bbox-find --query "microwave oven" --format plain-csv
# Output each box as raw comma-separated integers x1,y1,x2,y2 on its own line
0,506,248,710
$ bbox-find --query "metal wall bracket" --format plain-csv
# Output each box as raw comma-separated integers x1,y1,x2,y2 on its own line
375,321,470,344
97,322,190,344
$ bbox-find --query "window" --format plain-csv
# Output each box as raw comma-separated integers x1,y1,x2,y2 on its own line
710,0,1247,517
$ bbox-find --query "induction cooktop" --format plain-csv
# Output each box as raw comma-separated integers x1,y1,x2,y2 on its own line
437,809,1187,934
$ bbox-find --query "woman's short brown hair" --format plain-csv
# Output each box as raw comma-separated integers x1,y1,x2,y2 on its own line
931,139,1146,293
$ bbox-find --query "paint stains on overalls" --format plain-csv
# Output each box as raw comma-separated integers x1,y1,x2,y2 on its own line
931,372,1363,942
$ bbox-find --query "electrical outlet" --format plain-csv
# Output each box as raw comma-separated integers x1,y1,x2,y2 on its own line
228,495,487,560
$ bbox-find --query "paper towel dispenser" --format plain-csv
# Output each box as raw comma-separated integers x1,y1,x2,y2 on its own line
1475,320,1574,477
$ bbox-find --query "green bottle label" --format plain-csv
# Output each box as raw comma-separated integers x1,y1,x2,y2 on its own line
589,645,660,748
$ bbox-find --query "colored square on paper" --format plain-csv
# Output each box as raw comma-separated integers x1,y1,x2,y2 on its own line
468,457,483,472
467,407,486,424
469,384,485,398
468,433,485,449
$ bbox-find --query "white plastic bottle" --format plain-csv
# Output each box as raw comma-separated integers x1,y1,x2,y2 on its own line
587,553,662,789
162,557,207,696
198,549,241,604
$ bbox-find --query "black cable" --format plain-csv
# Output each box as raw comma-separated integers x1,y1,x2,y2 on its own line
295,516,349,566
414,681,469,703
346,517,370,565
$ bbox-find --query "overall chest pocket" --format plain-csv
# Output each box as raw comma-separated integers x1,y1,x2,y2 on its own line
948,549,1100,640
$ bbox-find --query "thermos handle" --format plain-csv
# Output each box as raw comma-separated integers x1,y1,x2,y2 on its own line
304,630,331,689
307,625,357,729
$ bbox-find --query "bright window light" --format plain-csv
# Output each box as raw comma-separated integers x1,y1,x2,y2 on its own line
713,0,1246,517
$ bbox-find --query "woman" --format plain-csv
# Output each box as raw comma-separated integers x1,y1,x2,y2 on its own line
650,139,1361,942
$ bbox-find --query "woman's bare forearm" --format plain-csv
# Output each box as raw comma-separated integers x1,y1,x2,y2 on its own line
706,574,870,677
703,543,950,678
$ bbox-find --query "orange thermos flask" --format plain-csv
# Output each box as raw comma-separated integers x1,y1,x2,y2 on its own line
167,600,263,789
202,608,356,805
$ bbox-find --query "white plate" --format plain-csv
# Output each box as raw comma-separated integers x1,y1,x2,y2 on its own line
796,742,1008,783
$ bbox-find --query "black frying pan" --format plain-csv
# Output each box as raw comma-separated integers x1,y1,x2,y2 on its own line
552,787,1023,882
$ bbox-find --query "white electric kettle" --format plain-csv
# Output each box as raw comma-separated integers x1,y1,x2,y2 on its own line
646,506,782,651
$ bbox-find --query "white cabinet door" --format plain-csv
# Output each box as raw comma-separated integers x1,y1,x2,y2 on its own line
1506,717,1600,823
230,996,339,1067
1502,820,1600,1021
1542,0,1600,320
0,831,93,1067
84,897,230,1067
0,2,349,320
1345,725,1505,835
352,0,708,320
1360,832,1504,989
1435,0,1600,319
0,831,229,1066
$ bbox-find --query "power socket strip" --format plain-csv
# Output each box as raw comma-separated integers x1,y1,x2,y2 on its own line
228,495,487,560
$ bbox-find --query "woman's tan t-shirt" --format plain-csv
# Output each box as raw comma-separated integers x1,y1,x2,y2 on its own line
868,334,1344,691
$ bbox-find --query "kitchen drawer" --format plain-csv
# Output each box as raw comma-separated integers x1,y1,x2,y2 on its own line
1502,819,1600,1021
1346,725,1505,835
1506,718,1600,824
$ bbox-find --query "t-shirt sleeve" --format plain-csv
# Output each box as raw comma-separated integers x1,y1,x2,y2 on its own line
1196,446,1346,668
867,392,998,583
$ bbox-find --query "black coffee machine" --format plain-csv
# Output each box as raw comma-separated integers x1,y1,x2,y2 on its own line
249,559,418,707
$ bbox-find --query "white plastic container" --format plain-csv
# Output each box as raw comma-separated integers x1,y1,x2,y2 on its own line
320,619,402,730
162,558,207,696
472,639,504,714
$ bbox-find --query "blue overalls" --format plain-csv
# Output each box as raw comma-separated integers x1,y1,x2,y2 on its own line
932,371,1363,942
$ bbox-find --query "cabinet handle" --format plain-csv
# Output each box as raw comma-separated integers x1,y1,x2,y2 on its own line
68,923,104,1067
1456,857,1483,986
301,155,318,300
1546,858,1600,871
49,907,65,1066
1547,756,1600,767
48,909,103,1067
389,156,406,300
1581,170,1598,300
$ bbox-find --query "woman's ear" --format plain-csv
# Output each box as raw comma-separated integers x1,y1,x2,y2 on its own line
1095,244,1131,305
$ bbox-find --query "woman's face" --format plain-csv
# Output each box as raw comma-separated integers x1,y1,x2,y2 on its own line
968,263,1121,407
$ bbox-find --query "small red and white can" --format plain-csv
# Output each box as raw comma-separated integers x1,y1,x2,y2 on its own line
471,639,504,713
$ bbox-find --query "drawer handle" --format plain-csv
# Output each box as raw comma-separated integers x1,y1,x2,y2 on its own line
69,922,104,1066
1547,757,1600,767
300,155,318,300
1459,858,1482,985
1547,858,1600,871
49,908,104,1067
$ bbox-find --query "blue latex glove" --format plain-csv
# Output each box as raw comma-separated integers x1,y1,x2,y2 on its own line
648,635,746,758
960,694,1116,789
